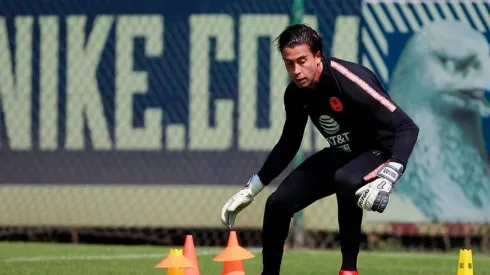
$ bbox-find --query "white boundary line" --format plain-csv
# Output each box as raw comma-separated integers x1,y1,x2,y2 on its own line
0,248,263,263
2,248,489,263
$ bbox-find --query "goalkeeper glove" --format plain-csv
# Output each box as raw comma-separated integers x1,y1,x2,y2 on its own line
355,162,403,213
220,174,264,229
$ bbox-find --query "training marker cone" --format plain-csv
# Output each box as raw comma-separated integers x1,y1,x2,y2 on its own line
183,234,200,275
213,231,255,275
155,248,196,275
457,249,474,275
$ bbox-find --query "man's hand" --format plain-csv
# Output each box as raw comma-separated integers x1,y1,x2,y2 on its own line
220,174,264,229
355,162,403,213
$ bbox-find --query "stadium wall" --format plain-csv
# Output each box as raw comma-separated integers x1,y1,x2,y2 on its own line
0,0,489,251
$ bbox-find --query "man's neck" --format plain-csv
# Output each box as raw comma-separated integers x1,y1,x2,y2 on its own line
308,61,324,89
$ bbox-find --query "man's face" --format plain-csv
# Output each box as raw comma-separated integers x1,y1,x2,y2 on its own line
281,43,322,88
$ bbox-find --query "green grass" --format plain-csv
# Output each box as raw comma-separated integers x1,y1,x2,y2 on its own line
0,242,489,274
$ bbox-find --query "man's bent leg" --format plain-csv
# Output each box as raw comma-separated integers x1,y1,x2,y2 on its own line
261,171,326,275
333,150,388,271
261,150,350,275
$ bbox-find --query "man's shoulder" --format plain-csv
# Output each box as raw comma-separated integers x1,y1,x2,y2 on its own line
328,57,385,89
328,57,374,76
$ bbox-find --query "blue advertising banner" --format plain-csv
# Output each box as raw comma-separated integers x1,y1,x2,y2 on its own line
0,0,358,185
0,0,489,223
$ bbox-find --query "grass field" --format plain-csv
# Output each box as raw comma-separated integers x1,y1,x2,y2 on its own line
0,242,489,275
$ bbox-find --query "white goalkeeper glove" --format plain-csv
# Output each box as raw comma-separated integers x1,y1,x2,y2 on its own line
220,174,264,229
355,162,403,213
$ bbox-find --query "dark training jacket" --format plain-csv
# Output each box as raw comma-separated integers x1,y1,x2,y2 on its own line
257,57,420,185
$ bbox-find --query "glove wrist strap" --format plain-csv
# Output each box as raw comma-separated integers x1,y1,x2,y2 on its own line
377,162,403,183
245,174,264,196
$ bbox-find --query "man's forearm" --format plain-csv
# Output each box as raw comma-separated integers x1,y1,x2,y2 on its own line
390,118,420,170
257,138,301,185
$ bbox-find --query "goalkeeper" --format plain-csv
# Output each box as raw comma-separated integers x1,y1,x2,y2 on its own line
220,24,419,275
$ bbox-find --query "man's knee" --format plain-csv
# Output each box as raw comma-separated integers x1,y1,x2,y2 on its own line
334,168,362,195
264,191,295,217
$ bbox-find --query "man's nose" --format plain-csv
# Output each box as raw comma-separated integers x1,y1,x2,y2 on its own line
292,65,301,76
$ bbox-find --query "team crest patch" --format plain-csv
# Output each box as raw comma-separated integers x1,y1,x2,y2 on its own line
329,97,343,112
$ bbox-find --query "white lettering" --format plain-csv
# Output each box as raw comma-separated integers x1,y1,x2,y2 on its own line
327,132,350,146
39,16,59,150
66,16,113,150
0,17,33,149
238,15,289,150
189,15,234,150
116,15,164,150
166,124,185,150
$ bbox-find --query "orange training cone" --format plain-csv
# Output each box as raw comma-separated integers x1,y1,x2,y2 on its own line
220,260,247,275
213,231,255,275
183,234,200,275
155,248,196,275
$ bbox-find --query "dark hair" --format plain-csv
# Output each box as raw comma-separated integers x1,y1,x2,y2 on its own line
274,24,323,55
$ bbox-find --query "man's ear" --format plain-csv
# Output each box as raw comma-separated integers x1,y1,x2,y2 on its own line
315,51,323,64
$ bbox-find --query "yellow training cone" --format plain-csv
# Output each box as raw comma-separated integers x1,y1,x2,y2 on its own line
457,249,474,275
155,248,196,275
